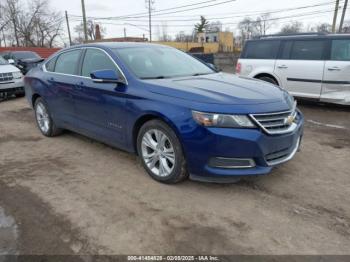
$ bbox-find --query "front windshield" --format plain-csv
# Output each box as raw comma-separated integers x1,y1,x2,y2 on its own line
14,51,40,60
0,56,8,65
113,46,215,79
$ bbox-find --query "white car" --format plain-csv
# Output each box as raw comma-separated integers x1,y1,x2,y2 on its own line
0,55,24,98
236,34,350,105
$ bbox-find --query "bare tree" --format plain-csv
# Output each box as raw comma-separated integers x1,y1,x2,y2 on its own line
4,0,21,46
279,21,303,34
315,23,332,33
237,17,258,46
1,0,63,47
342,20,350,33
175,31,194,42
207,21,222,32
158,22,171,41
254,13,274,36
0,3,10,46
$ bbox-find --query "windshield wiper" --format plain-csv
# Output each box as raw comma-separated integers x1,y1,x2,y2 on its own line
140,76,167,79
191,72,214,76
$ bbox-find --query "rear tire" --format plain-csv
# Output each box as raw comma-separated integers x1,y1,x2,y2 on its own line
34,97,62,137
258,76,278,86
137,119,188,184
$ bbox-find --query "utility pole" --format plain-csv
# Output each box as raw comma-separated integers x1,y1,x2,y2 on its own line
81,0,88,42
146,0,154,42
339,0,349,33
65,11,72,46
124,27,127,38
332,0,340,33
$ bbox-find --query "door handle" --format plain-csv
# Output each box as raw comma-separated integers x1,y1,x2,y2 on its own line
327,67,341,71
277,65,288,69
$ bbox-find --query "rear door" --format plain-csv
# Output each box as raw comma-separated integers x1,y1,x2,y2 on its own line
47,49,83,127
274,39,327,98
238,40,280,77
321,38,350,104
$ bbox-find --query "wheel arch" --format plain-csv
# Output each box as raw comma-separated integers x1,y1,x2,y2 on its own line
253,73,280,86
131,112,184,155
31,93,41,107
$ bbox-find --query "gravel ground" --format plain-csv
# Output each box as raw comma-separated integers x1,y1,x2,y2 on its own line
0,97,349,255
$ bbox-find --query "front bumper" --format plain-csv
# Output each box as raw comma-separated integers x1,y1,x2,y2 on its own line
0,78,24,94
183,113,304,179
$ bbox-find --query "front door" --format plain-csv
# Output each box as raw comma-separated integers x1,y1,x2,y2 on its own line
274,39,326,99
74,48,127,148
321,38,350,104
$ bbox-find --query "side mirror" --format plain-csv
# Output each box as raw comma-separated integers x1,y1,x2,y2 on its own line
8,59,15,64
90,69,125,84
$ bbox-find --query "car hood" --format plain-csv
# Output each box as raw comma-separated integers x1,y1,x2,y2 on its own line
145,73,292,106
0,64,20,73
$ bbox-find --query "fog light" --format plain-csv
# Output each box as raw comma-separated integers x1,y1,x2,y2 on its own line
208,157,255,169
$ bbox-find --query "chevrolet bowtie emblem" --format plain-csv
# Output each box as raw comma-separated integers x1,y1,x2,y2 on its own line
285,115,295,125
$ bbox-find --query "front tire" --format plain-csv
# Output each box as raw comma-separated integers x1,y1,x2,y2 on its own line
34,97,62,137
137,119,188,184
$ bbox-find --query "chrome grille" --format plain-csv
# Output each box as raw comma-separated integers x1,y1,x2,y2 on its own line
250,102,298,135
0,72,13,82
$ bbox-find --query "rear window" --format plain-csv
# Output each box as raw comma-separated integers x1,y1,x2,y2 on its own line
54,50,81,75
331,39,350,61
242,40,280,59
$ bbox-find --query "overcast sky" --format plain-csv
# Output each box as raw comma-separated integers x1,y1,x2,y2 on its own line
49,0,345,44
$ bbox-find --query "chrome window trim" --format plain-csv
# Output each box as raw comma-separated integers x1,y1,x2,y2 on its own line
42,47,128,85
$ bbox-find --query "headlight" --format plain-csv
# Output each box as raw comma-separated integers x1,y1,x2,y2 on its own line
12,71,23,79
192,111,255,128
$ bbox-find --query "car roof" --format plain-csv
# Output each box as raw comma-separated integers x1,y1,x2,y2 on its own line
69,42,172,50
247,33,350,42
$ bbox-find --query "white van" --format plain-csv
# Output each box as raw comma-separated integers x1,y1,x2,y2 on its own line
0,55,24,97
236,33,350,105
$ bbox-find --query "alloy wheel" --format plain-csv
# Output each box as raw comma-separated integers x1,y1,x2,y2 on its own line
141,129,176,177
36,102,50,133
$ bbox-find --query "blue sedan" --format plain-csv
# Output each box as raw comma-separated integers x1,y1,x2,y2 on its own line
24,42,304,183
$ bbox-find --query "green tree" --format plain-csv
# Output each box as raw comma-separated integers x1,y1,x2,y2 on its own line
195,16,209,33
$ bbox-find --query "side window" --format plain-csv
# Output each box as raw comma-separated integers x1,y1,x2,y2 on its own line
280,41,293,59
55,49,81,75
81,49,117,77
45,57,57,72
290,40,325,60
243,40,280,59
331,39,350,61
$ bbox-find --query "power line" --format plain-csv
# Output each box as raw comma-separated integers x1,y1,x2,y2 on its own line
84,0,342,22
69,0,218,20
70,0,237,20
70,8,346,28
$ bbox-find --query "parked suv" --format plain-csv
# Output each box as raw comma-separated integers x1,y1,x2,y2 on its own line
236,34,350,105
0,55,24,97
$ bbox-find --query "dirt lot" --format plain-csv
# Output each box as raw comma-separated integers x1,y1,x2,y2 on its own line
0,97,350,255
